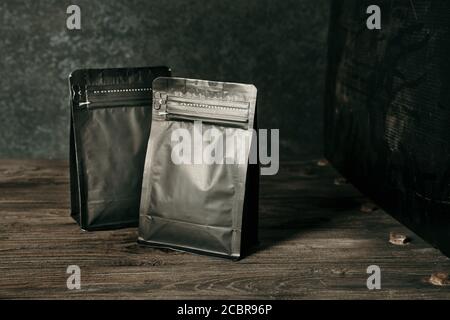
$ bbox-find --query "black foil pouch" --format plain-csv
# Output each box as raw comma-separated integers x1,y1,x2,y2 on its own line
69,66,171,231
139,77,259,259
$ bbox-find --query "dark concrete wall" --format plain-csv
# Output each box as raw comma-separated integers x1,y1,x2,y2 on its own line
0,0,330,159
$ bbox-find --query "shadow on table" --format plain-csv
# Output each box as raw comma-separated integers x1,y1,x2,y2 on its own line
249,160,363,255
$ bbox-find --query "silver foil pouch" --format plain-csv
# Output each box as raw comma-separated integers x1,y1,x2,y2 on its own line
69,66,171,231
139,77,259,259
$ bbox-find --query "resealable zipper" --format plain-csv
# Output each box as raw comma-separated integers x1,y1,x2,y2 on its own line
155,95,250,127
74,84,153,110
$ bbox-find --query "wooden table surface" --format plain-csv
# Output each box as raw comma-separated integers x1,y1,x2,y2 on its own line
0,159,449,300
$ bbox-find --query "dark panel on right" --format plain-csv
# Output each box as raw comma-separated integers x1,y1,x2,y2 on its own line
325,0,450,256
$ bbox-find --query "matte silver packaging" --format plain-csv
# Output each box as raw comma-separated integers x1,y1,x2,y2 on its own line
69,67,171,231
138,77,259,259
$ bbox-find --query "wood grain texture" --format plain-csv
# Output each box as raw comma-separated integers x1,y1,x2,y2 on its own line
0,159,449,299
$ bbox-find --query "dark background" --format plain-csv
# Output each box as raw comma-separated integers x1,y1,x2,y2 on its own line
0,0,330,160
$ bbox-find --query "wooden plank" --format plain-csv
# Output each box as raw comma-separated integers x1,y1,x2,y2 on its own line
0,159,449,299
